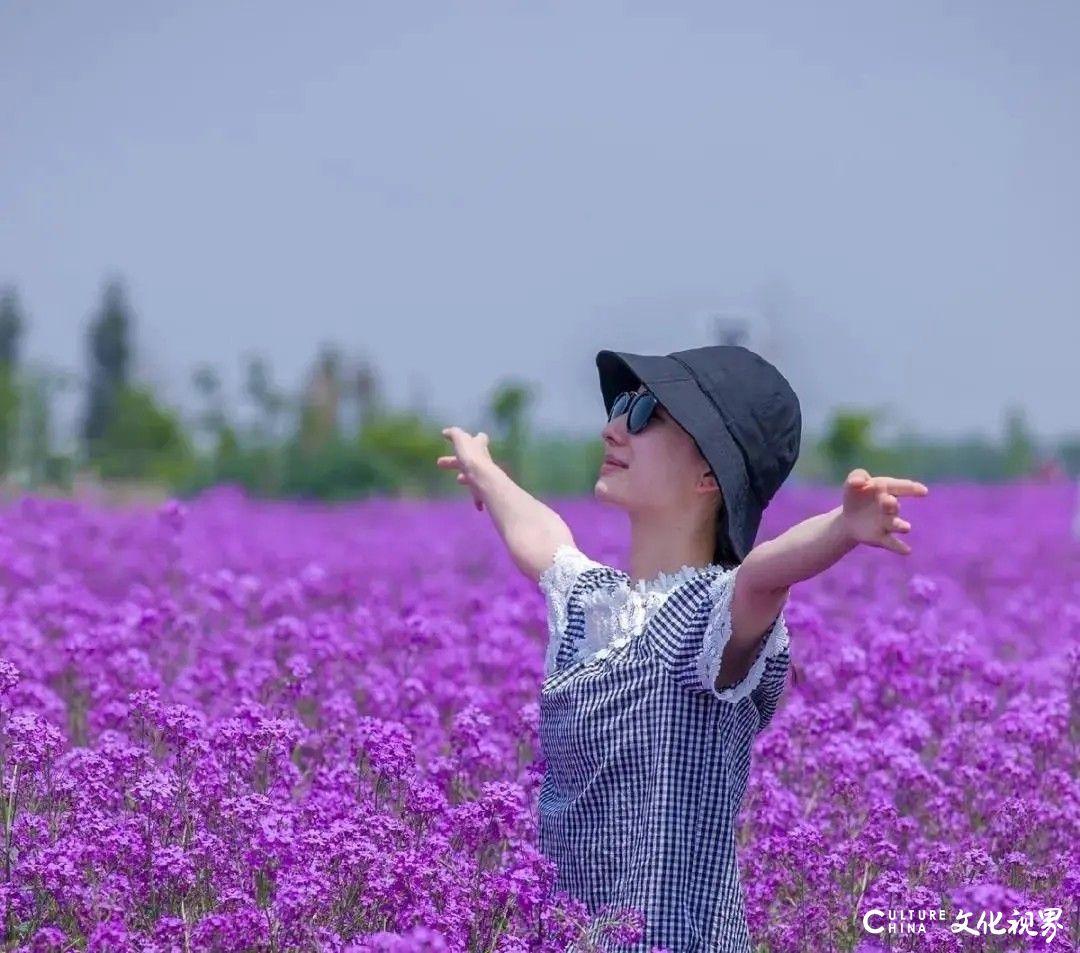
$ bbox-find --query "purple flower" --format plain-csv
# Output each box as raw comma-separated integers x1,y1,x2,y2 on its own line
157,499,187,533
0,658,20,695
0,485,1070,952
6,710,64,767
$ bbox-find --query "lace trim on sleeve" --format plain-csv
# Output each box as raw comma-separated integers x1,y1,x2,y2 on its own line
538,544,606,676
696,567,791,704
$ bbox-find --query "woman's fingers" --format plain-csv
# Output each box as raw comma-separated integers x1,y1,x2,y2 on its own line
439,427,485,511
885,478,929,496
456,473,484,510
880,533,911,555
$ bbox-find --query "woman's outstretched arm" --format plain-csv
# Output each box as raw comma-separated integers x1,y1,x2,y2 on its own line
438,426,574,583
475,462,576,583
719,469,929,676
739,467,930,596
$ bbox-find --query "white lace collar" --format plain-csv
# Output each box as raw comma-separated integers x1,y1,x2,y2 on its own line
541,552,723,677
622,562,715,594
567,562,717,660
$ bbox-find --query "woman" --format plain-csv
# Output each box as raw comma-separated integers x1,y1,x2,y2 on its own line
439,345,928,952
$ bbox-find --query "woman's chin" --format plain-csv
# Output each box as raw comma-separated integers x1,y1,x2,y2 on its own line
593,479,622,503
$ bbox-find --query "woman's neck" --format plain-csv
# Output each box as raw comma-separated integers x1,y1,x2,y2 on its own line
626,510,716,586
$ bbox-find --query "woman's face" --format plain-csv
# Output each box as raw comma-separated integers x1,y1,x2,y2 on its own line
596,384,719,516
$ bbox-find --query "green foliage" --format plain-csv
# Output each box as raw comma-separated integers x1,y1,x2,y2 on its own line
278,437,399,500
520,434,604,496
82,278,134,450
42,453,74,490
355,411,450,496
0,366,19,476
176,412,427,501
295,343,344,455
0,287,24,477
4,271,1071,497
819,409,879,482
213,424,244,473
89,384,197,484
1001,404,1035,479
487,381,535,483
1056,437,1080,478
0,286,23,368
20,368,54,487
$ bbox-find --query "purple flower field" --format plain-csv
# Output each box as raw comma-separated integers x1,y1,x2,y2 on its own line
0,482,1077,952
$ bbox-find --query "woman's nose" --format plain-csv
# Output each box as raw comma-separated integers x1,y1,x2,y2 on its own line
602,414,627,442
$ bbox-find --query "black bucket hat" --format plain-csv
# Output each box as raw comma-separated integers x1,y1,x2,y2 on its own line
596,345,801,566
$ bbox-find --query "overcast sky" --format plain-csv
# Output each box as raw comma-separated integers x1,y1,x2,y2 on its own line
2,1,1077,446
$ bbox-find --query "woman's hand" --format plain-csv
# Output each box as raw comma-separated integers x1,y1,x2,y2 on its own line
437,427,496,512
840,468,929,555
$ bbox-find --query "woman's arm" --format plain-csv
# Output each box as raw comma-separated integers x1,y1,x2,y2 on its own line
720,469,928,676
739,468,929,595
438,426,574,583
474,463,575,583
716,508,851,684
740,506,855,594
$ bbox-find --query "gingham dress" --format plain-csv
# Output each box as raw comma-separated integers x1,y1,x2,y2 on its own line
536,544,790,953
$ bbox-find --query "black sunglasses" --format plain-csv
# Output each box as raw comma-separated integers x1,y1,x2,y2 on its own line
608,389,660,434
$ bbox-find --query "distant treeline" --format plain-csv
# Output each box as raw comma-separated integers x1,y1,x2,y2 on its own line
0,278,1074,502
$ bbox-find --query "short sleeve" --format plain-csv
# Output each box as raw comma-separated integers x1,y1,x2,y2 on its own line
658,564,791,723
537,544,610,678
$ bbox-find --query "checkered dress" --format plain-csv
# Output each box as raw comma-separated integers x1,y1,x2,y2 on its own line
537,544,790,953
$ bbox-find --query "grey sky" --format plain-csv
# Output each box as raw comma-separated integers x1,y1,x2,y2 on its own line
2,1,1078,447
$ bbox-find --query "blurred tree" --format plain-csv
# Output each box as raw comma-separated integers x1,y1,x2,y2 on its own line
349,356,383,433
488,381,534,483
243,353,289,446
214,424,242,470
820,409,878,482
82,278,133,464
20,363,77,489
170,422,245,496
0,285,22,366
523,431,605,496
191,362,227,450
1001,404,1035,479
22,369,52,487
1056,436,1080,478
298,344,342,455
242,353,291,493
279,435,398,500
93,383,196,483
0,286,24,476
357,410,447,497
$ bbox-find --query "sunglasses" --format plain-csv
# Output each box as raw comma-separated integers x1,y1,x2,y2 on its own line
607,389,661,434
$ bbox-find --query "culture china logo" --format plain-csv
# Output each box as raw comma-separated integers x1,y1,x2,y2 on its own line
861,906,1064,943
